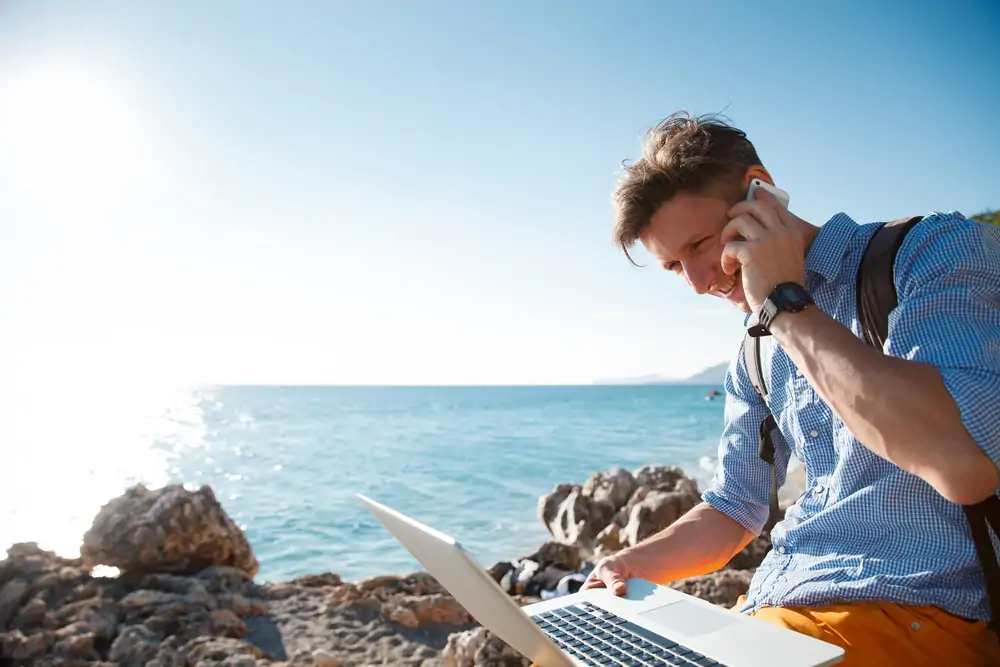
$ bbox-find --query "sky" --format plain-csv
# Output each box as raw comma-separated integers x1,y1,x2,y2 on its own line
2,0,998,387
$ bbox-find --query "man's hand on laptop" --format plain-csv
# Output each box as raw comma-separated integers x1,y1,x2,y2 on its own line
582,551,641,596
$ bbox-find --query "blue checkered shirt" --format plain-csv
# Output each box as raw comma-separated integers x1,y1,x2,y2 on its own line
702,210,1000,620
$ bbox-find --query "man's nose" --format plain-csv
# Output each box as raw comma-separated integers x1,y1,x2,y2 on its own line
683,262,715,295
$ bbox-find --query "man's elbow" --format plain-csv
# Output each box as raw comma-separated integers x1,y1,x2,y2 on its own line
933,458,999,506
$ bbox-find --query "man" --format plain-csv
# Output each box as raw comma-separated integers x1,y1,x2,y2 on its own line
583,111,1000,665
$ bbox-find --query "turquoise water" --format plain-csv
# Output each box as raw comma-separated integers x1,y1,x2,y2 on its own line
1,385,727,582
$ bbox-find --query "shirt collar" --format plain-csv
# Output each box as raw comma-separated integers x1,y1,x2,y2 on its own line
804,213,861,283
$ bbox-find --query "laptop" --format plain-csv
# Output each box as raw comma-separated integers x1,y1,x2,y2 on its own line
357,493,844,667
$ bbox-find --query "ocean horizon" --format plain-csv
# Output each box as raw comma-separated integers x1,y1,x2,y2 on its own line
1,383,728,583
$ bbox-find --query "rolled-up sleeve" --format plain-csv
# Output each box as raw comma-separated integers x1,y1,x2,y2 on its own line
702,346,791,536
886,213,1000,469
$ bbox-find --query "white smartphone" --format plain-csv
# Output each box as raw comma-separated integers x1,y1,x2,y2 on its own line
746,178,790,208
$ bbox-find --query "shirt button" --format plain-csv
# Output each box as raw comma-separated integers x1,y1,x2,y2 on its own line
911,622,921,631
778,546,787,554
815,485,825,494
809,429,819,438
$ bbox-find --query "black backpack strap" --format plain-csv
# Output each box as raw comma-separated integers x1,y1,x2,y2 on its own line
856,216,923,350
964,500,1000,636
743,324,781,533
859,216,1000,634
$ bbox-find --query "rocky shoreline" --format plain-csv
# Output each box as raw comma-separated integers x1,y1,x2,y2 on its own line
0,464,800,666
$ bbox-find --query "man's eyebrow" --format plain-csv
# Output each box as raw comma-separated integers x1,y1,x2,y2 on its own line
663,233,708,267
680,231,708,253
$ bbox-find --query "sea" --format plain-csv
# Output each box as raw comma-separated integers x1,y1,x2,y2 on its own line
0,384,728,583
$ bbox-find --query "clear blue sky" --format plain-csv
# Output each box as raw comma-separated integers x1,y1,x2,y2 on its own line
2,0,997,386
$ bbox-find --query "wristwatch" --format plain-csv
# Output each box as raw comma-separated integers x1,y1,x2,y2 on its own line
747,282,813,337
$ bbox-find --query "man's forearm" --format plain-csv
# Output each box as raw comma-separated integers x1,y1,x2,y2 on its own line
621,502,755,584
770,306,998,504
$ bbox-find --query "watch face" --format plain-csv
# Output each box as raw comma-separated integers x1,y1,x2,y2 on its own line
775,283,810,307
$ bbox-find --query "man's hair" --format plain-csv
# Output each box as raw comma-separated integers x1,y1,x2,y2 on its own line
612,111,763,265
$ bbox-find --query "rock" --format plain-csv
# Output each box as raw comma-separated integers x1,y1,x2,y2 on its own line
582,467,637,509
594,523,623,559
669,569,754,608
54,630,99,660
109,623,163,665
384,603,419,628
287,573,342,588
0,579,31,630
621,484,701,548
81,483,258,577
537,485,616,557
726,534,773,571
442,626,531,667
632,464,687,490
357,574,402,593
312,649,343,667
210,608,246,637
50,597,120,641
218,593,252,616
539,465,704,559
120,588,187,612
177,635,263,666
0,628,47,660
54,620,93,639
11,595,46,630
198,565,255,591
519,542,582,572
382,594,470,628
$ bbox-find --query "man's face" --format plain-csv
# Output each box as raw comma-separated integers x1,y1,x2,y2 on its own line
638,190,750,313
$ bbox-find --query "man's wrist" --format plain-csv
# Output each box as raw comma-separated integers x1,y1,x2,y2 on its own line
757,282,813,336
769,302,819,338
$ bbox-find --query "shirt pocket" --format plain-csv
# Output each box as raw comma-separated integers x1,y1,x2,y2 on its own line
785,366,823,463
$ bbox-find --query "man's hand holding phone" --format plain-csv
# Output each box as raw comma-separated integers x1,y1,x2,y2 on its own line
722,182,808,313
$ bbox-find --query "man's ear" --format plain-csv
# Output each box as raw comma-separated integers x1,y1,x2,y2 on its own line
742,165,774,191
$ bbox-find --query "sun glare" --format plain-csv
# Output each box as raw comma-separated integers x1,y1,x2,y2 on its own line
2,60,155,211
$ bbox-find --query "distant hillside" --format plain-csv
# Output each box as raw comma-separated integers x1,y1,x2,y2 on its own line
595,361,728,386
593,373,671,385
675,362,729,385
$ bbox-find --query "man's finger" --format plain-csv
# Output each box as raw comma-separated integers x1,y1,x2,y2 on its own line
608,573,628,596
721,242,747,276
582,570,607,590
721,215,766,246
728,199,784,231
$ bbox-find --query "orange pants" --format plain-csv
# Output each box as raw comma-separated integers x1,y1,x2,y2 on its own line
733,595,1000,666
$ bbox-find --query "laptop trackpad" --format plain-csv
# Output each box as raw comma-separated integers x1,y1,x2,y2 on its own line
637,600,736,638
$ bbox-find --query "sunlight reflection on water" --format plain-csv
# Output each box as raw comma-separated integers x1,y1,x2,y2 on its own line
0,381,206,558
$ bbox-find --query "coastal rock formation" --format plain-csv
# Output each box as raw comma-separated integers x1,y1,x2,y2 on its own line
81,483,259,577
0,540,271,666
537,464,786,572
0,484,477,667
260,570,476,665
538,465,702,559
442,627,531,667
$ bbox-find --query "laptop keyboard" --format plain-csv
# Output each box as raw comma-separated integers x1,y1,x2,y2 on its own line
533,602,728,667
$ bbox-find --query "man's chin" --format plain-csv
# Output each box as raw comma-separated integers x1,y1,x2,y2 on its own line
735,300,751,314
722,283,750,313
